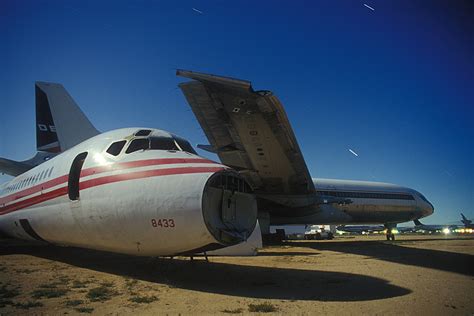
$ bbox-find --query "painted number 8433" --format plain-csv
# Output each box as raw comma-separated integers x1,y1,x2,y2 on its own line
151,219,175,228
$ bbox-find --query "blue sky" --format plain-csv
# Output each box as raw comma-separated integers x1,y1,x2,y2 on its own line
1,0,473,224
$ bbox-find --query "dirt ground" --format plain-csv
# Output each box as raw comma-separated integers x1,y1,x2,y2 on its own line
0,234,473,315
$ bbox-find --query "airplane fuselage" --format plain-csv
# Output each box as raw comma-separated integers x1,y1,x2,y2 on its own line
267,178,434,226
0,128,258,256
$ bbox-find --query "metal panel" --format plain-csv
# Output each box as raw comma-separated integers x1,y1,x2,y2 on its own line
178,70,315,196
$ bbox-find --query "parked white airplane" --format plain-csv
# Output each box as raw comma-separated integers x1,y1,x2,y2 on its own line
0,82,258,256
177,70,434,240
413,219,457,233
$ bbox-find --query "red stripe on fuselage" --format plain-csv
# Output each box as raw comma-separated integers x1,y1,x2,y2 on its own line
0,158,219,205
0,166,224,215
79,166,224,190
0,175,69,205
0,186,69,215
80,158,218,177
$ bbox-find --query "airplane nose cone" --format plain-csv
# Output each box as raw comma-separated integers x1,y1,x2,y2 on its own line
426,203,434,216
421,201,434,218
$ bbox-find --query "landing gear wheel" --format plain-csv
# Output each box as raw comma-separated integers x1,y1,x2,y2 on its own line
386,233,395,241
384,224,397,241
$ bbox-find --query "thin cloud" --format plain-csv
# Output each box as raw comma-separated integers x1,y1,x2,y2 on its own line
192,8,203,14
349,148,359,157
364,3,375,11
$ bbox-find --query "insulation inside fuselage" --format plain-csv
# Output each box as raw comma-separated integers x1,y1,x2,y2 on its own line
202,172,257,246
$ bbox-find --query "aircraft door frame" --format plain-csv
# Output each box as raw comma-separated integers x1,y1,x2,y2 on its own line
68,152,88,201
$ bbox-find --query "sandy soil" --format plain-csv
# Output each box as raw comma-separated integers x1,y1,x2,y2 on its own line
0,235,473,315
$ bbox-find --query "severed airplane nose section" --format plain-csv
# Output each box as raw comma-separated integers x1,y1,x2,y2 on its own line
202,170,258,246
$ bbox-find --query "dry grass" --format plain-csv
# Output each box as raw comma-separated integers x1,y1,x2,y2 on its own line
31,288,68,299
129,295,158,304
14,301,44,309
222,307,244,313
248,302,278,313
86,284,118,302
0,285,19,299
65,299,84,306
74,306,94,313
71,280,91,288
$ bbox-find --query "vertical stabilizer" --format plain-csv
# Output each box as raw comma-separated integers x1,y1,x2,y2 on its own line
461,213,471,225
35,82,99,152
36,85,60,152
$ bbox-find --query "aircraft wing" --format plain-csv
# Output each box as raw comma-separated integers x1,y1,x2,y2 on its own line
177,70,315,198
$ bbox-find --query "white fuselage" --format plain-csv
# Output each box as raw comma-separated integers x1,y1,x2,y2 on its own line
268,178,433,225
0,128,433,253
0,128,257,256
314,178,433,223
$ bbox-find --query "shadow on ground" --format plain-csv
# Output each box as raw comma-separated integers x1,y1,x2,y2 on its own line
0,240,410,302
257,251,320,256
294,239,474,276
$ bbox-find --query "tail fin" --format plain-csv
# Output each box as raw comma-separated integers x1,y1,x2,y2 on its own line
0,83,99,176
461,213,471,224
413,219,423,226
35,82,99,152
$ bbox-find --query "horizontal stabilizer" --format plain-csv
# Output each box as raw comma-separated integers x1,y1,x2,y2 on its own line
0,152,55,177
0,158,32,176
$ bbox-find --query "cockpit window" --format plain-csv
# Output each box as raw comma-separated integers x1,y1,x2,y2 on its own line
124,133,197,155
126,138,149,154
150,137,180,151
106,140,126,156
418,193,429,203
174,137,197,154
135,129,152,137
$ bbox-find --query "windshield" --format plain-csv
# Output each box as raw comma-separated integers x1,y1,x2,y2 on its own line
125,135,196,155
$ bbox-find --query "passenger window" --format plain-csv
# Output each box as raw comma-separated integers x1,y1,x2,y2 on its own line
126,138,149,154
106,140,127,156
150,137,179,151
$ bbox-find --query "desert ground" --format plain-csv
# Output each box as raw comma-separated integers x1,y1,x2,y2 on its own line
0,234,473,315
